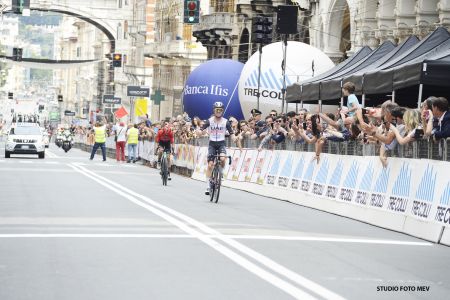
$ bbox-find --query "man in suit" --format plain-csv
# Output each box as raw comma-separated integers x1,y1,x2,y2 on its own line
430,97,450,141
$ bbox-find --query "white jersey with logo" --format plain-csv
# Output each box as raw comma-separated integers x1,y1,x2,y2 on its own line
206,117,229,142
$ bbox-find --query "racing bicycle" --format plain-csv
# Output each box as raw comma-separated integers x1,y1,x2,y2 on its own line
209,154,232,203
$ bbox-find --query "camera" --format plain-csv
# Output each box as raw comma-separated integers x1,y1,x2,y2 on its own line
302,122,307,130
414,128,424,139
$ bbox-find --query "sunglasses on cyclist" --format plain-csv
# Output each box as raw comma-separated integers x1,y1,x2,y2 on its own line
214,108,224,113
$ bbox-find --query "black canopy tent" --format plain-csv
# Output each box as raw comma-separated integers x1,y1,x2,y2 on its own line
319,41,396,102
363,27,450,96
421,49,450,86
344,36,420,95
285,46,373,103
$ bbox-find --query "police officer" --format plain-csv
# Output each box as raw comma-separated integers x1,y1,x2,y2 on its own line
90,120,107,161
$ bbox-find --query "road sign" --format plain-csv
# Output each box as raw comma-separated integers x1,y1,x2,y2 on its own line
103,95,122,104
64,111,76,116
127,86,150,97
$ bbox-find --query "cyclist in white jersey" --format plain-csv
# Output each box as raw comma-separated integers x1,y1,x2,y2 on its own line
199,102,233,195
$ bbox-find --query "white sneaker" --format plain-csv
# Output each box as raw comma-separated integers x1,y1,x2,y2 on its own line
205,188,210,195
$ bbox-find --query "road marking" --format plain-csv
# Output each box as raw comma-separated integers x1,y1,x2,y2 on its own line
0,167,74,173
18,160,33,164
70,163,344,300
46,150,60,158
94,163,113,167
0,233,432,246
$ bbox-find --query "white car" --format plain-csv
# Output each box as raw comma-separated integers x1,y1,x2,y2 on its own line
5,124,45,159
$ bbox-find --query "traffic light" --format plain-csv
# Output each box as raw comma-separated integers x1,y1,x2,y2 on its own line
252,15,273,44
8,92,13,99
58,95,63,102
112,53,122,67
184,0,200,24
12,48,23,61
12,0,30,15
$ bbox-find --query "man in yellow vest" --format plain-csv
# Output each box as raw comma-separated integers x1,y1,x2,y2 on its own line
90,121,107,161
126,124,139,163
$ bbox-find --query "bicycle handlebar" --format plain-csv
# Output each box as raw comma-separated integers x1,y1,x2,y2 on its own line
211,154,232,165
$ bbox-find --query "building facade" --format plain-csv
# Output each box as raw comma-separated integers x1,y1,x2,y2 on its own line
53,16,111,119
144,0,208,120
194,0,450,64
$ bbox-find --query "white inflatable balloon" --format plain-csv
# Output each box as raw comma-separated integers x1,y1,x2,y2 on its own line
238,41,334,117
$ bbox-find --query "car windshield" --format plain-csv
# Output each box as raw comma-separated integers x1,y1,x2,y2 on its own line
10,126,42,135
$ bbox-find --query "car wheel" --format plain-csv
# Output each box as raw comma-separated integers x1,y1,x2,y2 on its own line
38,152,45,159
5,151,10,158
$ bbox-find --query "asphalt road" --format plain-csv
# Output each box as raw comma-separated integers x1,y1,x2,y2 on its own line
0,141,449,300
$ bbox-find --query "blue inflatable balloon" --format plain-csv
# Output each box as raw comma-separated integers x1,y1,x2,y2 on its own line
183,59,244,120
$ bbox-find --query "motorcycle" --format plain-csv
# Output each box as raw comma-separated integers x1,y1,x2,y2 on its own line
61,132,73,153
55,135,63,148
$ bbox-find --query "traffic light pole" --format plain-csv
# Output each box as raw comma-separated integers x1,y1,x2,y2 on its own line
256,43,262,110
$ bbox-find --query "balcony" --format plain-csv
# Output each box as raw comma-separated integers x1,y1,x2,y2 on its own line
123,65,152,77
192,12,245,47
144,40,204,59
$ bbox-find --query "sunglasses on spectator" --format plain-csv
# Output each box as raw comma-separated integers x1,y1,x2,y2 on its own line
275,120,283,123
270,113,277,116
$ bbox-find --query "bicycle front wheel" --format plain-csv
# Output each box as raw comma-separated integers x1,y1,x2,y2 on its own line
161,155,168,186
214,170,222,203
210,165,219,202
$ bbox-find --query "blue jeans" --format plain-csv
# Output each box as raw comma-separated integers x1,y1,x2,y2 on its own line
128,143,137,161
90,142,106,160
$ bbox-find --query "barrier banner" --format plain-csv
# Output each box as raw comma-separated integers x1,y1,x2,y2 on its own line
265,151,282,186
274,151,294,188
289,152,305,190
223,149,236,179
187,145,195,170
193,147,208,177
434,182,450,227
249,149,270,184
227,150,243,181
337,158,362,203
238,150,257,182
300,153,317,193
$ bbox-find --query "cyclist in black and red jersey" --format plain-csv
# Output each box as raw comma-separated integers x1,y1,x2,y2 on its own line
156,121,174,180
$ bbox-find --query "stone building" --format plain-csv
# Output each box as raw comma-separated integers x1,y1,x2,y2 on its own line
193,0,450,64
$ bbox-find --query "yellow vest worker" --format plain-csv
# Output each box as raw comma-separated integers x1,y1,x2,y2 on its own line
127,127,139,145
94,125,106,143
90,123,107,161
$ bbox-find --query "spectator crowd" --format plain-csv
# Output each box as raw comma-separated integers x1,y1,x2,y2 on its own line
71,82,450,166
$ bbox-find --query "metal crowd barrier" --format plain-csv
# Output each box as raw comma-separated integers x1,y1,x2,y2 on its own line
178,136,449,162
75,134,449,162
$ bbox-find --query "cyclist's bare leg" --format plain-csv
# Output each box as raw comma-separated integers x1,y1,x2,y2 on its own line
205,160,214,190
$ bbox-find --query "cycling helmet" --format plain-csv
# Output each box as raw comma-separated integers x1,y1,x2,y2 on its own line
213,102,224,109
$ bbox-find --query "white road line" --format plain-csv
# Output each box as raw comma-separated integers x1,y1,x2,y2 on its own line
0,234,192,238
46,150,60,159
18,161,33,164
69,164,319,300
70,163,345,300
0,233,432,246
94,163,113,167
